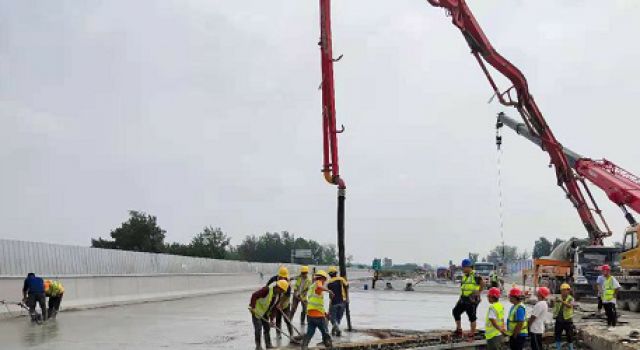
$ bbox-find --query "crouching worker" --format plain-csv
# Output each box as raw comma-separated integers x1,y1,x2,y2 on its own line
22,273,47,322
507,288,527,350
45,279,65,319
249,280,289,350
485,287,507,350
302,270,335,350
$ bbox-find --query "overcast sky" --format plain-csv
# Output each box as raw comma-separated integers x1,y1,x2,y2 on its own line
1,1,639,266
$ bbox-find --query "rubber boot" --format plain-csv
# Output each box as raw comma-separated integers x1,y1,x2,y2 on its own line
300,337,310,350
556,341,562,350
322,336,333,349
255,340,263,350
265,333,274,349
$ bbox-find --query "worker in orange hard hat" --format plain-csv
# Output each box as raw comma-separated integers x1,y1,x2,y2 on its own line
528,287,550,350
265,266,294,339
552,283,575,350
290,266,312,326
597,264,620,328
507,288,527,350
484,287,506,350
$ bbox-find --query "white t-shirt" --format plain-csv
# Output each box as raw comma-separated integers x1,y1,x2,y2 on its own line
488,307,497,320
597,275,621,303
529,300,548,334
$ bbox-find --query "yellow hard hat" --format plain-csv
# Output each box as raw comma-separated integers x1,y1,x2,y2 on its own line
328,266,338,274
315,270,330,280
276,279,289,291
300,265,309,274
278,266,289,278
560,283,571,290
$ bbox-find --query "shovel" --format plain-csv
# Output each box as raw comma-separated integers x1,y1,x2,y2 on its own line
256,313,303,344
280,310,305,342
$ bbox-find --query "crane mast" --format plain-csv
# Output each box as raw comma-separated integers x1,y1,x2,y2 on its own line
428,0,610,244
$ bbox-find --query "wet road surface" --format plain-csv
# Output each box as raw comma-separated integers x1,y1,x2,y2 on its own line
0,281,506,349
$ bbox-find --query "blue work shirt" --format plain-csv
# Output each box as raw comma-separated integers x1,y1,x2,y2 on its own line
23,276,45,294
508,304,527,337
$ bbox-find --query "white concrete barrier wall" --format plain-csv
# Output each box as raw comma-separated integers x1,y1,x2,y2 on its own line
0,239,370,316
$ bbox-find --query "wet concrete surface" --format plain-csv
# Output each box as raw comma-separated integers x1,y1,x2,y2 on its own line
0,281,503,349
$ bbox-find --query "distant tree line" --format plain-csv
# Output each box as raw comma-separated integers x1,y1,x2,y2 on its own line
91,210,338,265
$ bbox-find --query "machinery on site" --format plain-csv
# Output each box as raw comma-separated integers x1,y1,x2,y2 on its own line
473,262,497,286
427,0,640,305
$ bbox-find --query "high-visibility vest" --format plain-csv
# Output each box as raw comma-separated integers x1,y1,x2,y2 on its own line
485,302,505,340
45,280,64,297
553,295,574,320
603,277,616,302
507,303,528,336
328,276,348,302
490,272,499,283
295,276,312,300
306,282,325,315
269,280,290,308
254,286,275,318
460,271,480,297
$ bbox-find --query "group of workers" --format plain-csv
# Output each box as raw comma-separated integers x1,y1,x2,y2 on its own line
249,265,349,350
454,258,620,350
22,272,65,322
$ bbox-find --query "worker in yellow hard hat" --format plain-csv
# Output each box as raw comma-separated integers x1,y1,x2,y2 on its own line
249,279,289,350
302,270,334,350
552,283,575,350
290,266,312,326
327,266,349,337
265,266,294,340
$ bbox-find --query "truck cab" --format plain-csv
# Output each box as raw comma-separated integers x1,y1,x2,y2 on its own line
573,246,620,299
473,262,496,286
621,225,640,271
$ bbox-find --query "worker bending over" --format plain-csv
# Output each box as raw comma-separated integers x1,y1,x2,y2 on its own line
249,280,289,350
302,270,334,350
266,266,294,339
44,279,65,319
452,258,483,338
484,287,506,350
506,288,527,350
552,283,575,350
22,273,47,322
290,265,312,326
327,266,349,337
597,264,620,328
528,287,550,350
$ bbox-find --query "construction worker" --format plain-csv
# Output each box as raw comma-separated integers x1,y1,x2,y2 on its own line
22,272,47,322
552,283,575,350
485,287,506,350
506,287,527,350
597,264,620,328
265,266,294,339
528,287,550,350
327,266,349,337
302,270,334,350
452,258,483,337
290,265,312,326
44,279,65,320
490,270,501,289
249,279,289,350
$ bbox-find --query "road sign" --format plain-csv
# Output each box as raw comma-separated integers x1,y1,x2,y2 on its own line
293,249,312,258
372,258,382,271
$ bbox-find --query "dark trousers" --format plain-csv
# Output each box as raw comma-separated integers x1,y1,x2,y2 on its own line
275,305,294,336
290,296,307,324
508,335,526,350
530,333,544,350
597,296,603,312
452,297,478,323
329,303,345,330
305,316,331,346
252,315,271,347
603,302,617,326
47,294,63,319
554,319,574,343
27,293,47,320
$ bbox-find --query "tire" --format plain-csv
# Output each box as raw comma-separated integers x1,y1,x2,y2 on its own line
618,285,631,311
628,287,640,312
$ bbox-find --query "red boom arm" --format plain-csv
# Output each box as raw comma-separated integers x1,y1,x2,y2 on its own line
428,0,609,244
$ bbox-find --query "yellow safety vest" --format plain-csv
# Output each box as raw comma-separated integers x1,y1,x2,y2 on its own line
603,277,616,302
295,276,312,301
507,303,528,336
485,302,505,340
461,271,480,297
306,282,325,315
45,280,65,297
553,295,574,320
254,286,275,318
328,276,349,301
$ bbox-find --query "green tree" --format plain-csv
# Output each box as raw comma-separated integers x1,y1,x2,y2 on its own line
533,237,553,258
189,226,231,259
485,244,525,264
91,211,165,253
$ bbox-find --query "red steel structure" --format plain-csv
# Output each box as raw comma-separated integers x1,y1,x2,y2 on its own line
428,0,611,244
